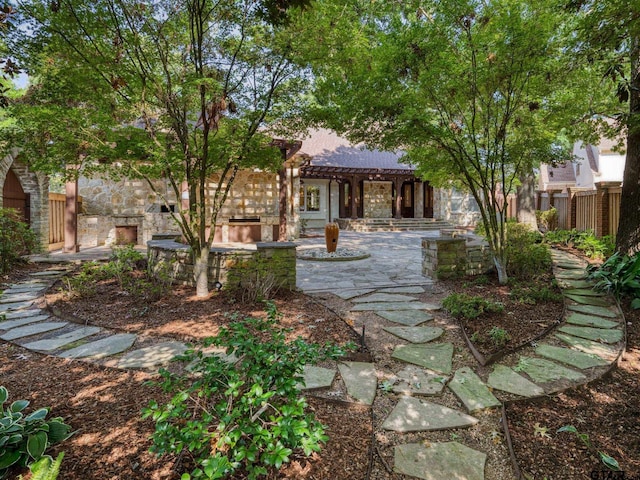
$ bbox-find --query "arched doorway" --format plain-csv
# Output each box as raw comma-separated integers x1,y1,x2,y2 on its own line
2,169,30,224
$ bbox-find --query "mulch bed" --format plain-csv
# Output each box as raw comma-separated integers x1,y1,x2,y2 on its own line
504,298,640,479
441,273,564,361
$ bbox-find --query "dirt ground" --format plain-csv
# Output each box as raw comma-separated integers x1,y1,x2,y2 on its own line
1,258,638,479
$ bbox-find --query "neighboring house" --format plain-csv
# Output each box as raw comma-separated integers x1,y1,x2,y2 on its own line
1,129,482,249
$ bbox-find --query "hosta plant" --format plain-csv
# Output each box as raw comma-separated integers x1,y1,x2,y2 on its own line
0,386,72,479
143,302,352,480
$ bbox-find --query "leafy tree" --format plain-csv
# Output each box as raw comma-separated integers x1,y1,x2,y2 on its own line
565,1,640,255
1,3,18,108
5,0,308,296
296,0,598,283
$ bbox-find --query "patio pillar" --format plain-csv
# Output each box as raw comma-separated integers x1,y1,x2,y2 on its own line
394,177,402,219
63,167,79,253
350,175,358,219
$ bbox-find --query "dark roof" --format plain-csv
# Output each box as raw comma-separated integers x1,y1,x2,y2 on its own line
299,129,413,173
547,162,576,183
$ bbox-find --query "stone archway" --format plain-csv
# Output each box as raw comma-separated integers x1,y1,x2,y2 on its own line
0,152,49,250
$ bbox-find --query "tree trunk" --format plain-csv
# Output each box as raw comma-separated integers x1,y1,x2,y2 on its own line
194,247,210,298
493,255,509,285
516,171,538,230
616,35,640,255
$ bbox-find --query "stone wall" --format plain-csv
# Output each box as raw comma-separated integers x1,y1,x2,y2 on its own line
147,240,297,291
422,234,493,279
434,188,481,227
363,181,392,218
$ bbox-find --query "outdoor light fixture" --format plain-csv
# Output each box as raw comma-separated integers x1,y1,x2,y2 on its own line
214,281,223,292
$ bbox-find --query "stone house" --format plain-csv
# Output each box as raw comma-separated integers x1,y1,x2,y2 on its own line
1,129,482,249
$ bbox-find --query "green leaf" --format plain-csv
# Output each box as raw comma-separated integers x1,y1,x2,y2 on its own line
0,450,21,469
556,425,578,433
10,400,29,413
25,408,49,422
631,297,640,310
47,420,72,443
27,431,48,460
0,386,7,405
599,452,620,471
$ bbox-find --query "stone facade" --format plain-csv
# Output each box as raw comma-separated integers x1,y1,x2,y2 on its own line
422,234,493,279
0,152,50,250
363,181,392,218
147,240,297,291
434,188,481,227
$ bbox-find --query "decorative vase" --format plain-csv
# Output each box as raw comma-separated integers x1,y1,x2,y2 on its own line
325,222,339,253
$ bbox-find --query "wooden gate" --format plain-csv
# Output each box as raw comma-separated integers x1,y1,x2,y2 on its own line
2,169,30,223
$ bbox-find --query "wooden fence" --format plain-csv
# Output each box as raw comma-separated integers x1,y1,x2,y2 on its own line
48,193,83,251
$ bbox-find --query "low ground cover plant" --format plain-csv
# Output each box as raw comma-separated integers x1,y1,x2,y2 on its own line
442,293,504,320
544,229,614,260
588,252,640,308
0,386,71,479
143,303,351,480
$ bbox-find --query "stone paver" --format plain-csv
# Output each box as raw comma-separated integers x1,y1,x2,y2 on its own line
554,270,588,280
383,326,443,343
566,304,619,318
556,279,595,289
557,325,623,344
300,365,336,390
516,357,586,384
2,309,44,320
351,293,419,303
118,341,189,369
392,366,447,396
0,314,51,330
448,367,501,413
59,334,137,359
394,442,486,480
30,270,68,277
338,361,377,405
566,312,619,329
381,397,478,432
334,288,375,300
392,343,453,374
375,310,434,326
351,301,440,312
378,286,426,294
0,292,41,303
487,365,544,397
555,334,620,360
0,300,35,312
564,293,612,307
22,326,101,351
562,288,605,297
535,344,609,369
0,322,68,341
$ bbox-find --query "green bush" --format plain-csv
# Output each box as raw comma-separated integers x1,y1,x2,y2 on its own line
0,386,71,480
536,207,558,232
588,252,640,308
509,282,562,304
0,208,39,274
442,293,504,320
543,229,614,260
226,254,281,303
505,222,551,279
143,303,351,480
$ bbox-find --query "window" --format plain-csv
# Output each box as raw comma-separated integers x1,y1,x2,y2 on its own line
300,185,321,212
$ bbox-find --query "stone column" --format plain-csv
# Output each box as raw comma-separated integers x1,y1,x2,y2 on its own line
415,181,424,218
63,170,79,253
394,177,402,219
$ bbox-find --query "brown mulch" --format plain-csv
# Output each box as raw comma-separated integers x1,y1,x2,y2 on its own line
441,273,564,358
504,298,640,479
1,263,370,480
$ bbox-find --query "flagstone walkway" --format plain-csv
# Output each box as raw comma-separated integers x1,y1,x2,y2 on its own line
0,243,627,480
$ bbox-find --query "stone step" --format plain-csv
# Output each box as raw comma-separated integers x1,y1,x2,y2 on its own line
299,365,336,390
0,292,41,304
118,341,189,369
562,288,605,297
556,279,596,289
334,288,376,300
337,361,377,405
515,357,586,384
535,344,609,369
0,322,68,341
352,301,441,312
0,301,35,313
448,367,501,413
0,314,51,330
566,312,619,329
1,308,44,320
383,326,444,343
58,334,137,359
487,365,544,397
377,286,426,294
554,334,620,361
30,270,68,277
557,325,623,344
566,304,619,318
381,397,478,432
22,326,102,351
554,270,588,280
394,442,486,480
564,293,612,307
391,366,447,396
352,293,418,303
392,343,453,374
375,310,434,326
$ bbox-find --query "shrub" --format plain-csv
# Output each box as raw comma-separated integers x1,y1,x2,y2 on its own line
0,208,39,274
488,326,510,347
0,386,71,480
588,252,640,308
543,229,614,260
226,254,280,303
505,222,551,279
143,303,351,480
536,207,558,232
442,293,504,320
